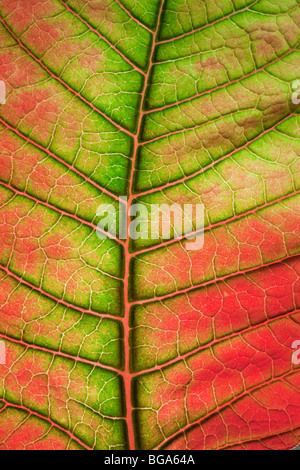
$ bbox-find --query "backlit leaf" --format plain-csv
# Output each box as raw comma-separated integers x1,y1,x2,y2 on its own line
0,0,299,450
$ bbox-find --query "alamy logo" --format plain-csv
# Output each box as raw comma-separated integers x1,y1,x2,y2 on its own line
292,80,300,105
0,81,6,105
292,341,300,366
0,341,6,365
96,199,205,251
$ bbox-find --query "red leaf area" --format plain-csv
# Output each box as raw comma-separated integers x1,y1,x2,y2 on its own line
0,0,299,451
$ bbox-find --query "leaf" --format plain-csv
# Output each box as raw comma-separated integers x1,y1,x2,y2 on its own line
0,0,299,451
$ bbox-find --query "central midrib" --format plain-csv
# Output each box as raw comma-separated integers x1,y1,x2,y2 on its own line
123,0,166,451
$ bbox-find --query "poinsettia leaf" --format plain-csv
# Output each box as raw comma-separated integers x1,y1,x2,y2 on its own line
0,0,299,451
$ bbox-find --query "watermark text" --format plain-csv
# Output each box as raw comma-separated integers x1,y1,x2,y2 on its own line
96,200,204,251
292,80,300,105
0,81,6,104
292,341,300,365
0,341,6,365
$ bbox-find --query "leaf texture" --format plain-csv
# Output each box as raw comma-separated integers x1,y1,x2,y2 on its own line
0,0,299,450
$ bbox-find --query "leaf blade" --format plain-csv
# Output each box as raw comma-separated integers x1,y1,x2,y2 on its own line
0,0,299,451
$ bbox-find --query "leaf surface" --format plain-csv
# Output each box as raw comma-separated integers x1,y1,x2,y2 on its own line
0,0,299,450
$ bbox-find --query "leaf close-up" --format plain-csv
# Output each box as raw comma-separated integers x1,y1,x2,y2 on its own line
0,0,299,451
